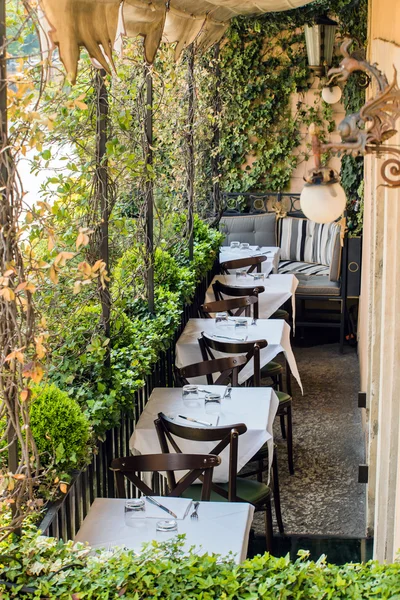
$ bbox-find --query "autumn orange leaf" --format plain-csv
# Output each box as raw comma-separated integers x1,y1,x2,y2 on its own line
49,265,59,285
23,362,44,384
60,483,68,494
20,389,30,402
54,251,76,267
0,287,15,302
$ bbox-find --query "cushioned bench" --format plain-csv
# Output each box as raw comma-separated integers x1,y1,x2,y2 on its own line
220,213,342,289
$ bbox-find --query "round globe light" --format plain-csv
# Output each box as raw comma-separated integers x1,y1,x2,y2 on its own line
321,85,342,105
300,181,347,224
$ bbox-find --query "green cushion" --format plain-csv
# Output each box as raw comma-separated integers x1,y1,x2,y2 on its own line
261,361,283,377
182,478,270,504
276,390,291,403
270,309,289,320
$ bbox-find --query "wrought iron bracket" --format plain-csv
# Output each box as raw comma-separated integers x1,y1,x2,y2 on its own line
308,39,400,188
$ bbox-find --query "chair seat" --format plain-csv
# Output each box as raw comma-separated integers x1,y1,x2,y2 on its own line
261,361,283,377
276,390,291,404
182,477,270,504
294,273,341,297
270,308,289,321
278,260,330,277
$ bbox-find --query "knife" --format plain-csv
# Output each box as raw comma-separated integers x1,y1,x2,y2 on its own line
178,414,213,426
146,496,178,518
183,500,193,519
211,334,248,342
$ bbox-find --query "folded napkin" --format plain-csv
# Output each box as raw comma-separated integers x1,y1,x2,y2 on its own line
144,497,193,520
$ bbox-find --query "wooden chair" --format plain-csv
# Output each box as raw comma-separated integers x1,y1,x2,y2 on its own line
198,333,268,386
212,280,264,319
220,255,267,274
110,453,220,500
199,333,294,475
200,296,258,319
175,355,247,387
155,413,274,551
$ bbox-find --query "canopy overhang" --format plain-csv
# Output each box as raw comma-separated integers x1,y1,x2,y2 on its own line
39,0,314,82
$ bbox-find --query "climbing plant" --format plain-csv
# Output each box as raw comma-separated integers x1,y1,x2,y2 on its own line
207,0,367,231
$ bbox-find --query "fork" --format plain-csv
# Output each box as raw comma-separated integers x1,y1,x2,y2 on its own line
190,501,200,519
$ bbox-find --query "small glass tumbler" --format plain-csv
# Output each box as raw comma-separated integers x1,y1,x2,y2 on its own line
156,519,178,533
182,385,199,407
240,242,250,250
252,273,265,282
204,393,222,414
230,241,240,250
236,268,248,279
215,311,229,326
234,318,248,330
124,498,145,527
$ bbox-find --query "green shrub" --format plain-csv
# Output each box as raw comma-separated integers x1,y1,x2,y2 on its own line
2,534,400,599
30,384,91,471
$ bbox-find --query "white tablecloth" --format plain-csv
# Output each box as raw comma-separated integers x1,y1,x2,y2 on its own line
175,318,303,392
205,274,298,323
74,498,254,563
219,246,280,275
129,386,279,483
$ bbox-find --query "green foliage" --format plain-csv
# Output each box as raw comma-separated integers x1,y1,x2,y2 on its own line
2,533,400,599
44,220,221,439
29,384,91,471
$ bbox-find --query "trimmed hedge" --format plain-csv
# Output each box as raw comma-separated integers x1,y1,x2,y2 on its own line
2,534,400,599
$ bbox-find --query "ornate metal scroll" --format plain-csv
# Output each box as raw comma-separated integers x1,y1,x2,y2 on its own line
318,39,400,188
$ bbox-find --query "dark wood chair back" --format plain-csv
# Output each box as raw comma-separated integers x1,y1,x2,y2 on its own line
176,354,247,387
155,413,247,502
198,333,268,386
111,453,220,500
212,280,265,319
200,296,258,318
220,255,267,274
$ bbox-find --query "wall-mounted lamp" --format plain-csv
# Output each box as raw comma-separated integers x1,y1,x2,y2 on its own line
300,39,400,224
304,14,338,77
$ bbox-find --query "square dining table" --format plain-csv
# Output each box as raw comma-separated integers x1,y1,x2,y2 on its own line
175,317,303,391
129,385,279,483
74,498,254,563
205,273,298,323
219,246,280,275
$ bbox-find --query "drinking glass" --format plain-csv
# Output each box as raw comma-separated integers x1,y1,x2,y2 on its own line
252,273,265,281
204,393,222,414
215,311,229,326
235,268,248,279
230,241,240,249
240,242,250,250
182,385,199,407
156,519,178,532
234,318,248,330
124,498,145,527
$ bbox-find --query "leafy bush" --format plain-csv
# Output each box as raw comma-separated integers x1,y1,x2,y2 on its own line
2,534,400,599
30,384,92,471
44,219,221,438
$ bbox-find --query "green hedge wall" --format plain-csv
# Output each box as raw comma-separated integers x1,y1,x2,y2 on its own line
2,535,400,599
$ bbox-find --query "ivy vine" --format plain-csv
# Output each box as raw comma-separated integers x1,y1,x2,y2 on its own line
210,0,367,233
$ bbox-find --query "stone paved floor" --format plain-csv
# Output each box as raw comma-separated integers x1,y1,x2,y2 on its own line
250,343,366,537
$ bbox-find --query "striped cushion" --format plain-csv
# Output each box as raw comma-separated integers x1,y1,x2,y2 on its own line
278,260,330,276
280,217,341,267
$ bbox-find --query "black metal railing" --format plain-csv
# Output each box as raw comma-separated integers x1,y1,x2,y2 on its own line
39,261,219,540
221,191,302,216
